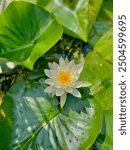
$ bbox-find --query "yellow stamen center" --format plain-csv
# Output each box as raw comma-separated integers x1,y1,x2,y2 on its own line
57,70,73,85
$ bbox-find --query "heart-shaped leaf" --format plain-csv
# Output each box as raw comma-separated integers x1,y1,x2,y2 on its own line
0,1,63,69
37,0,103,42
0,76,103,150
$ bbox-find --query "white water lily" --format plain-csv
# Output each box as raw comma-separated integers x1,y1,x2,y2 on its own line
44,57,91,107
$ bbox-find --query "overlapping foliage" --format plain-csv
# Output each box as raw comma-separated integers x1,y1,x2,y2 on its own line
0,0,113,150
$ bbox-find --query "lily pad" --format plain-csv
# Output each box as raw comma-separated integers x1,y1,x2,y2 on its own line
88,0,113,46
0,1,63,69
94,28,113,63
37,0,103,42
80,50,112,110
101,110,113,150
99,0,113,21
0,76,103,150
80,25,113,111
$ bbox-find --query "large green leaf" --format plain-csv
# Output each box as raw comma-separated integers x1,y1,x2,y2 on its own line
94,28,113,63
0,0,37,12
80,25,113,111
80,51,112,110
0,1,63,69
101,110,113,150
88,0,113,45
99,0,113,21
37,0,103,42
0,76,103,150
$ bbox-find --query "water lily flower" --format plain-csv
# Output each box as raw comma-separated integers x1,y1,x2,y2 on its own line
44,57,91,107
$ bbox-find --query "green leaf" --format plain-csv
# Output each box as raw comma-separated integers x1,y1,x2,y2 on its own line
99,0,113,21
37,0,103,42
80,25,113,111
89,116,106,150
0,1,63,69
80,50,112,110
94,28,113,63
88,20,112,46
101,110,113,150
0,77,103,150
88,0,113,45
81,51,112,110
92,84,112,111
0,0,38,13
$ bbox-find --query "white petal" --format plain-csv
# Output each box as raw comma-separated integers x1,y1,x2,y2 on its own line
44,69,52,78
59,57,65,67
56,88,65,96
72,82,83,88
68,60,75,68
53,81,61,88
60,92,67,108
44,79,54,85
76,58,85,74
71,81,92,88
50,70,57,76
52,62,59,70
81,82,92,87
73,73,80,82
70,89,81,98
48,62,53,69
65,87,73,93
44,86,56,93
76,63,84,74
70,65,77,73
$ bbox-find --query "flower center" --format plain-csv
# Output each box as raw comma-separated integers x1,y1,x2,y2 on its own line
57,70,73,85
